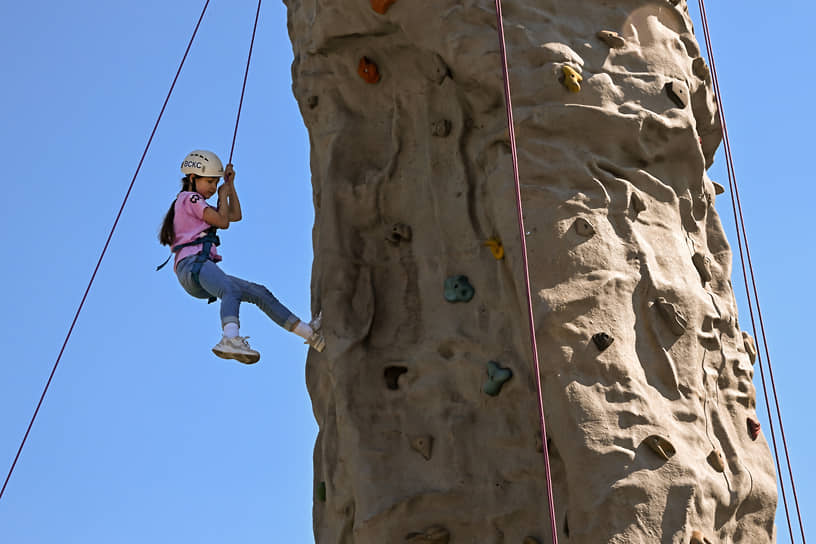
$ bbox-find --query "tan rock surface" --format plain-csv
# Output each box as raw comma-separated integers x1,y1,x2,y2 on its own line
284,0,778,541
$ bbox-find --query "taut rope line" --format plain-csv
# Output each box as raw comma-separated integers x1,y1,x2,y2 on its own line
0,0,214,503
493,1,559,542
697,0,805,541
229,0,262,163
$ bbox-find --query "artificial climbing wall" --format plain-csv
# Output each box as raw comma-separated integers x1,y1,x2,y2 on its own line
284,0,778,542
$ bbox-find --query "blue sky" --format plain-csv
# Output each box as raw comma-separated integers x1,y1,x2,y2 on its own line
0,1,811,542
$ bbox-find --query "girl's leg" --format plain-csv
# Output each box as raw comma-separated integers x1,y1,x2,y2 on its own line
176,256,216,301
226,274,300,331
187,260,260,364
197,261,324,351
195,260,242,328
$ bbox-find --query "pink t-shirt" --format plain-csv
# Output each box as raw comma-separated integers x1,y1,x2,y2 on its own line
173,191,222,272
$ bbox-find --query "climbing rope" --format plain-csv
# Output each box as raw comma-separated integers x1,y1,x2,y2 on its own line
228,0,262,163
493,2,559,542
0,0,213,503
696,1,806,541
0,0,266,504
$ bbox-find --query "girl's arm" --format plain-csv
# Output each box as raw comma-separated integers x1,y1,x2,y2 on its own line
203,194,231,229
222,164,243,222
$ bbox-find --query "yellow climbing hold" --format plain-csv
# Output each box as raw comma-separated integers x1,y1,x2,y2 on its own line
484,237,504,260
561,65,582,92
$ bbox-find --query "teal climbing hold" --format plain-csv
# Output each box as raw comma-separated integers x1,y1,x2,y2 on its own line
317,481,326,502
483,361,512,396
444,275,475,302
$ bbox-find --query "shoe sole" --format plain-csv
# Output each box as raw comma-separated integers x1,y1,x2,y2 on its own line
212,347,260,365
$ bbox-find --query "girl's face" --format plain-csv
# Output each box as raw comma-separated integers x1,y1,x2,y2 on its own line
195,176,220,199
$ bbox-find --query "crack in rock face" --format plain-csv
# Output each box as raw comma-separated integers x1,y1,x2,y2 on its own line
285,0,778,541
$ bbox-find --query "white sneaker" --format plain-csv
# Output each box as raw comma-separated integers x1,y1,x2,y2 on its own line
212,335,260,364
307,312,326,352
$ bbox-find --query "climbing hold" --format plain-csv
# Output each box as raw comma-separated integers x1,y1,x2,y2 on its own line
406,526,450,543
370,0,397,14
307,95,319,109
690,530,713,544
692,252,713,283
523,537,541,544
561,65,583,93
747,417,761,441
630,192,647,214
644,435,676,461
573,217,595,237
666,81,689,108
444,275,475,303
432,119,452,137
484,237,505,260
387,223,412,245
316,481,326,502
693,57,711,81
358,56,381,84
484,361,513,396
384,366,408,390
592,332,614,352
707,449,725,473
420,54,452,85
742,331,757,364
654,297,688,336
410,435,434,460
596,30,625,48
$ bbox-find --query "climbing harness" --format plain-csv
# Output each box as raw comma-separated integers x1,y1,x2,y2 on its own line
0,0,263,503
156,225,221,304
493,2,559,543
697,1,806,541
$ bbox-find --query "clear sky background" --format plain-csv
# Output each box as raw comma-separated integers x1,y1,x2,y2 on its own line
0,1,811,542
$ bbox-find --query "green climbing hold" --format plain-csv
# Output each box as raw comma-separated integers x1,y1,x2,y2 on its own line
316,481,326,502
444,275,475,303
483,361,512,396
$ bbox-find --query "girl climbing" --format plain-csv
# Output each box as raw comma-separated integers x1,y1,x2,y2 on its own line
159,149,325,364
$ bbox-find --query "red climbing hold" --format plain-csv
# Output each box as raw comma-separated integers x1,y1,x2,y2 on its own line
370,0,397,14
358,56,381,84
747,417,761,441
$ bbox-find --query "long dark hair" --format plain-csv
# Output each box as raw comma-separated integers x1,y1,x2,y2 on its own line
159,175,197,246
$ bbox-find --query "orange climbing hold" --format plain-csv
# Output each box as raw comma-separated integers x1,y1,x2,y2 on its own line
370,0,397,14
358,56,381,84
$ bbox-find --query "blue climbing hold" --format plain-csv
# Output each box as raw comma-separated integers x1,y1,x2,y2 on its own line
483,361,512,396
444,275,475,302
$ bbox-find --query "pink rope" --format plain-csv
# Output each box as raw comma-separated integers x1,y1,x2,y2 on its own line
697,1,805,541
228,0,262,163
493,2,558,542
0,0,212,504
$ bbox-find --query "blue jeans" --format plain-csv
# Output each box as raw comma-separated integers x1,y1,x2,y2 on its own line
176,256,299,331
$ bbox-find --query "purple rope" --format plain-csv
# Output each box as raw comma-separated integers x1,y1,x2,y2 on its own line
494,1,559,542
697,0,805,541
0,0,212,504
228,0,262,163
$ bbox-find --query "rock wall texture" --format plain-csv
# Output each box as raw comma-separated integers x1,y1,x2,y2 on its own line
284,0,778,542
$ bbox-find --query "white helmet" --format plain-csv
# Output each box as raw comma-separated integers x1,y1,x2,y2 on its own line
180,150,224,178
